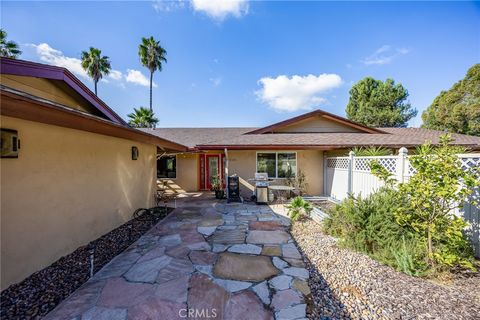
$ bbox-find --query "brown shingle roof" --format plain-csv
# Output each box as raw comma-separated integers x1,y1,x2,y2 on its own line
141,127,480,150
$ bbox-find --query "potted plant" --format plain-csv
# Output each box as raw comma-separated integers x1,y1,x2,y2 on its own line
210,175,224,199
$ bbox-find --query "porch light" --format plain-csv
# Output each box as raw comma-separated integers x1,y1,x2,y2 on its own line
132,146,139,160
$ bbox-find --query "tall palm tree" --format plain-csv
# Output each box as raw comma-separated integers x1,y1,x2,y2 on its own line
0,29,22,58
127,107,159,128
138,36,167,112
80,47,111,95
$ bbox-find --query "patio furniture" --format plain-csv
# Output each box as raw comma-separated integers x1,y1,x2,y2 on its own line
269,185,296,203
155,181,177,208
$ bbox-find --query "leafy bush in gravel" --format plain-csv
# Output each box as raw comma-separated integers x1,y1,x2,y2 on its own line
324,188,427,276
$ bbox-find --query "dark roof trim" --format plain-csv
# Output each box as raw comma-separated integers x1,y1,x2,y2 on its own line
245,109,386,134
0,57,126,125
1,89,187,152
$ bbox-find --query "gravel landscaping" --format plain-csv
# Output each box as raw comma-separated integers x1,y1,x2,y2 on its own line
0,207,171,319
291,217,480,320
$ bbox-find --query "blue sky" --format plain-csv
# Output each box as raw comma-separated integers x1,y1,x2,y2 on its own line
2,1,479,127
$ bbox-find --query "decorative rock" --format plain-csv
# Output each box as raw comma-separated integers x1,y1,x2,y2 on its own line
212,244,228,253
271,289,302,311
250,221,284,231
82,306,127,320
97,278,154,308
128,297,186,320
283,258,305,268
269,275,293,291
189,251,217,265
261,245,282,256
156,258,194,284
252,281,271,305
158,234,182,247
187,241,211,251
213,253,279,281
188,273,229,319
292,279,311,296
211,228,246,244
282,243,302,259
283,267,309,279
272,257,288,269
124,255,172,283
228,244,262,255
165,245,190,259
247,231,290,244
194,265,213,276
155,274,190,303
198,217,223,227
137,247,166,263
225,290,274,320
213,279,252,292
197,226,217,236
276,303,306,320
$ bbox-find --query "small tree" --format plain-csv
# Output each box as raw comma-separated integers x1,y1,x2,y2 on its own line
371,134,479,270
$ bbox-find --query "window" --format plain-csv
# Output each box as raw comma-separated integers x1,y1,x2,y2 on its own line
157,155,176,179
256,152,297,178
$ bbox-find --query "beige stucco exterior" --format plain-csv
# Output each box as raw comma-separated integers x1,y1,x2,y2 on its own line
274,116,363,133
1,116,156,289
169,149,325,197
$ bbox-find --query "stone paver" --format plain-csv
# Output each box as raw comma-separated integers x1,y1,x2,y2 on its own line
213,252,279,281
45,194,310,320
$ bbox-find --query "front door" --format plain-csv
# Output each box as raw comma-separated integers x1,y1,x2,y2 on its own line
206,155,220,190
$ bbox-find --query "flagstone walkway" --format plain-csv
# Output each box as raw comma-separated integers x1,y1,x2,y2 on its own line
45,194,310,320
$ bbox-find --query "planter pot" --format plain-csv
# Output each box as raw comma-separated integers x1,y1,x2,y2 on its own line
215,190,225,199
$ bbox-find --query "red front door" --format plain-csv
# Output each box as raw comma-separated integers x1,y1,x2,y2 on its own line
206,154,220,190
200,154,225,190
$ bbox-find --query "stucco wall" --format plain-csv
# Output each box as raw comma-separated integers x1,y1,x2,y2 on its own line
227,150,324,197
274,116,362,133
0,116,156,289
159,153,199,193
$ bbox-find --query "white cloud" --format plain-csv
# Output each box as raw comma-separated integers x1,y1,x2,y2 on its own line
152,0,186,12
210,76,222,87
362,45,410,65
126,69,157,87
27,43,89,80
108,70,123,80
256,73,343,112
191,0,248,20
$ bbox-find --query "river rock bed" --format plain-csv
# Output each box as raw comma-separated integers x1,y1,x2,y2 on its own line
291,218,480,320
0,207,172,319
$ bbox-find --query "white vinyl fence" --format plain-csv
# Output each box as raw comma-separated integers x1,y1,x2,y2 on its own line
324,150,480,257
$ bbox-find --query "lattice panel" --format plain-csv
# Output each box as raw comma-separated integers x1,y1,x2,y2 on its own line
459,157,480,173
354,157,397,173
354,158,372,172
327,158,349,169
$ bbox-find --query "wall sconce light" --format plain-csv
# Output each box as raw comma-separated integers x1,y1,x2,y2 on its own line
131,146,139,160
1,128,20,158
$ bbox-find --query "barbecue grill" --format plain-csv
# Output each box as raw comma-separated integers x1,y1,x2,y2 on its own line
253,173,270,204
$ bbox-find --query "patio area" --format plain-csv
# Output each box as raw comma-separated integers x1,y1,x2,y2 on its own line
45,194,310,320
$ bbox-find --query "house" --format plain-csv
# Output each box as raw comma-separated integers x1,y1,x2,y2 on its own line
0,58,186,289
142,111,480,198
1,57,479,289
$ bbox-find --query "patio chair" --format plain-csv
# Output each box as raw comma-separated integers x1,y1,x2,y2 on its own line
155,180,177,208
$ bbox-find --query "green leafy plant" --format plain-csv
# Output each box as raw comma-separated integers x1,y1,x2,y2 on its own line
351,146,392,156
210,174,223,192
372,134,479,271
286,196,313,221
324,188,427,276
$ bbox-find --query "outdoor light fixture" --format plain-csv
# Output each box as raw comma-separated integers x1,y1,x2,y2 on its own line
131,146,139,160
1,128,20,158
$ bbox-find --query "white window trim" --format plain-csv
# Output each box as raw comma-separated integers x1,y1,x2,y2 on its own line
157,154,177,180
255,151,297,179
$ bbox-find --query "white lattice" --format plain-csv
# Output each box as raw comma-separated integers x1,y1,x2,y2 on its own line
327,158,349,169
354,158,372,171
354,157,397,173
459,156,480,173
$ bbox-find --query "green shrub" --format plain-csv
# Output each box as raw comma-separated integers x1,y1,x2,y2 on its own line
324,188,428,276
286,196,313,221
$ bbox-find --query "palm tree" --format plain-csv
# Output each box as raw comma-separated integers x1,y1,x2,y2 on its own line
80,47,111,95
127,107,159,128
0,29,22,58
138,36,167,112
